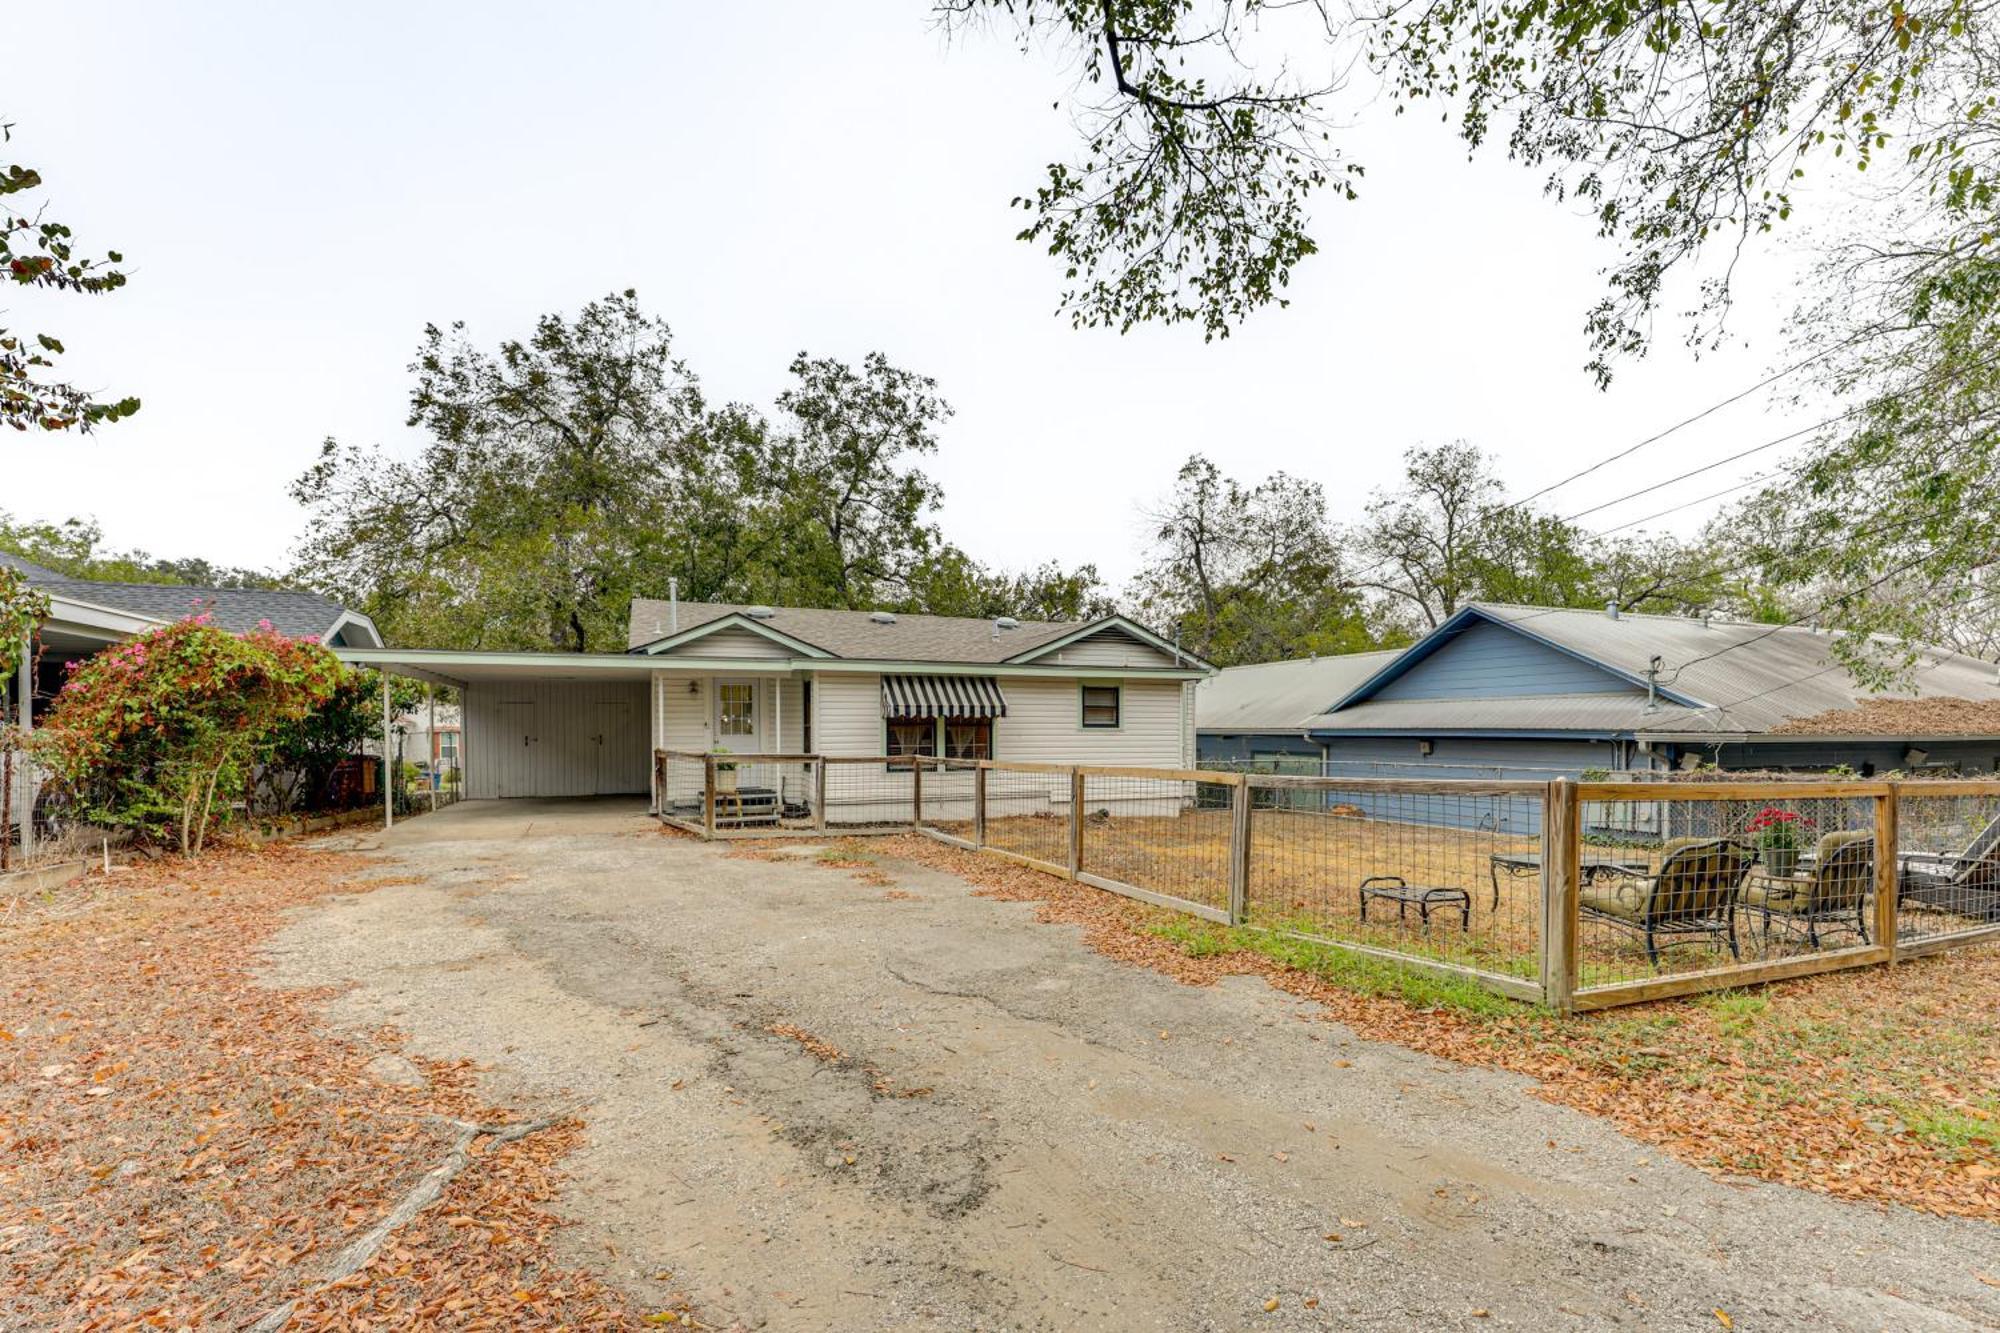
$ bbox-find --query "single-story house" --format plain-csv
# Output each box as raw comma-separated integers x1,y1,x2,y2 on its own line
1199,601,2000,779
3,551,384,846
335,598,1212,808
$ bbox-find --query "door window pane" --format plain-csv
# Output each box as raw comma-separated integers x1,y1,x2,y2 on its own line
718,681,757,738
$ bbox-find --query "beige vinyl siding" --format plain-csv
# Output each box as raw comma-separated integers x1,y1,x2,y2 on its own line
997,678,1188,766
1025,626,1181,670
464,679,649,800
652,625,794,660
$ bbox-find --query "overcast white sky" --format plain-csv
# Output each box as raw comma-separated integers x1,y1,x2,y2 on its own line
8,2,1815,593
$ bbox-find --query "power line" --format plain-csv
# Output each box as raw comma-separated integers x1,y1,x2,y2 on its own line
1506,338,1860,511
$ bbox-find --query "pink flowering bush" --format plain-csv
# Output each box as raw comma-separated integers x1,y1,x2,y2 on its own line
31,616,344,854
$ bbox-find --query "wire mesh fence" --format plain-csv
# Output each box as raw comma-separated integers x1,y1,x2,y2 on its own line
980,763,1074,871
1244,779,1546,987
1077,771,1232,917
920,760,980,842
1571,784,1882,994
820,757,917,831
1893,783,2000,948
653,753,2000,1009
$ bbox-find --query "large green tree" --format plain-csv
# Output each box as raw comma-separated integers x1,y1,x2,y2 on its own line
2,122,138,432
1356,442,1731,631
292,292,1100,647
1131,455,1383,665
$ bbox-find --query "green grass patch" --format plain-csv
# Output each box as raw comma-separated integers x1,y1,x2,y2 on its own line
1144,916,1519,1016
1900,1102,2000,1155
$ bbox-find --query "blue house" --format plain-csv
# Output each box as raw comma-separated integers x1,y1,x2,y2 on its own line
1199,602,2000,780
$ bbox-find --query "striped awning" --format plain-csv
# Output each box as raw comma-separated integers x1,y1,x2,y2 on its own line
881,674,1008,720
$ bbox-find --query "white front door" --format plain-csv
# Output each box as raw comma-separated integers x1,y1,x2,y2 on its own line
713,678,761,753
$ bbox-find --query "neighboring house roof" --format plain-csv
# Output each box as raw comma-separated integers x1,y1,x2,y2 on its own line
1195,651,1402,733
7,553,379,646
627,598,1204,669
0,550,66,582
1309,602,2000,740
1768,696,2000,737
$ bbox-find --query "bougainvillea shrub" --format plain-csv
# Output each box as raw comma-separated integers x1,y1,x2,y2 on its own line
30,616,343,853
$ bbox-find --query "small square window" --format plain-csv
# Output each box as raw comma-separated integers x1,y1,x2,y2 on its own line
1081,685,1120,728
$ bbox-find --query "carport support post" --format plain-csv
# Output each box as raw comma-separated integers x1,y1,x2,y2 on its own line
381,671,393,831
426,684,437,814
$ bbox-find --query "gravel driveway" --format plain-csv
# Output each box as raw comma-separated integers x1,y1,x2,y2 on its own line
266,799,2000,1332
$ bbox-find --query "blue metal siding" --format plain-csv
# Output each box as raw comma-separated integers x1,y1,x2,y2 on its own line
1372,619,1638,700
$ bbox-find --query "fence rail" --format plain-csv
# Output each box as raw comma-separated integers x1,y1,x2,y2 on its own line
653,750,2000,1011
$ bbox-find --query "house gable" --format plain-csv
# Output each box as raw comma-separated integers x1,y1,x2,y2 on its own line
1006,618,1196,671
635,613,834,660
1331,607,1703,712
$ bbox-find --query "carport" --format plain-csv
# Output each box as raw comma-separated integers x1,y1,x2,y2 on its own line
333,649,661,813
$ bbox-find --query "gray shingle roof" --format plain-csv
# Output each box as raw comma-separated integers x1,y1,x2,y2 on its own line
628,599,1087,664
0,550,65,582
1196,651,1402,733
1309,602,2000,738
23,564,357,641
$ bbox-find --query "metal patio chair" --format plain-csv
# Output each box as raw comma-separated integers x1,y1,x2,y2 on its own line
1577,836,1754,967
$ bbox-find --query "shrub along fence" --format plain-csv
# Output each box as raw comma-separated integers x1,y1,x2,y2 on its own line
653,750,2000,1011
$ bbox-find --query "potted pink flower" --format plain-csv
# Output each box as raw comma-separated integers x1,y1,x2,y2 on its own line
1748,806,1814,877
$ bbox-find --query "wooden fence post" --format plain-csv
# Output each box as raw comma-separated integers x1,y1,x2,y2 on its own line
1227,775,1251,926
1875,784,1899,962
973,765,987,847
1541,778,1578,1014
812,758,827,832
702,755,717,839
912,757,925,828
1068,767,1084,879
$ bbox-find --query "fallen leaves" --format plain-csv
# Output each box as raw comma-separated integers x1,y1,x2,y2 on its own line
0,844,649,1330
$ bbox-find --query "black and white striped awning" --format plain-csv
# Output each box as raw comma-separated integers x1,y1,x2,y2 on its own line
881,674,1008,720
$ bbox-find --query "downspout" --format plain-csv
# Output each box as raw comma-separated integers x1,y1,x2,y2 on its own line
669,577,679,634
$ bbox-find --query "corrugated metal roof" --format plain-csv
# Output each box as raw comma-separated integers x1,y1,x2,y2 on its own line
1311,602,2000,738
630,599,1106,664
1196,651,1402,732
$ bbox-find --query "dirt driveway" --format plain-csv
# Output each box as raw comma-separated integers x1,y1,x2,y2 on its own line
268,799,2000,1332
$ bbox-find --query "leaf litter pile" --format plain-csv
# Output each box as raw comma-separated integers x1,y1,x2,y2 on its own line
0,844,662,1330
834,835,2000,1220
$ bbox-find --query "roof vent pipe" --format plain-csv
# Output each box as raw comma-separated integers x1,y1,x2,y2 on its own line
1605,600,1621,621
669,577,679,633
